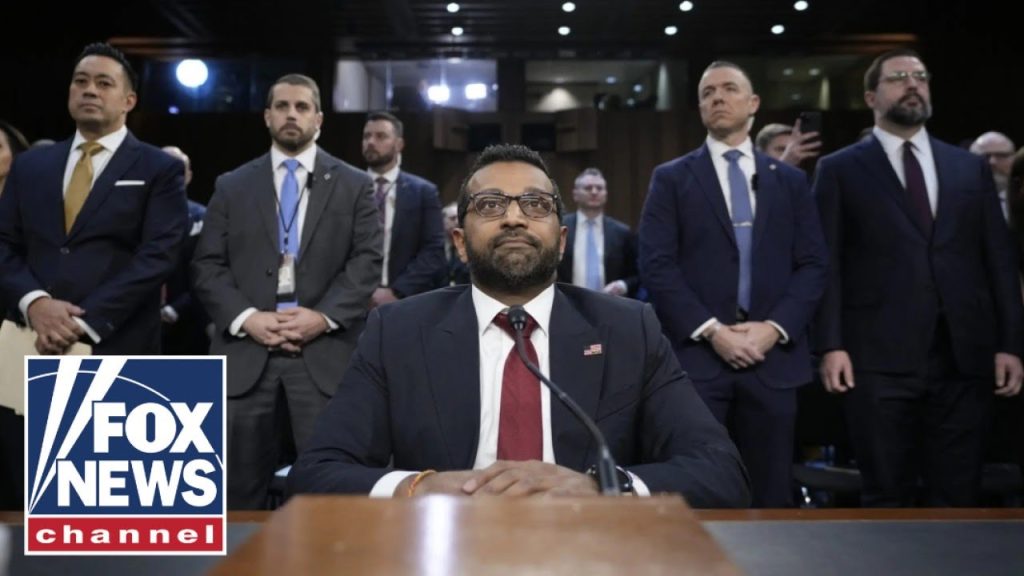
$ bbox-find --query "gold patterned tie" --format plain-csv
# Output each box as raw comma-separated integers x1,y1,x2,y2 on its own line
64,141,104,233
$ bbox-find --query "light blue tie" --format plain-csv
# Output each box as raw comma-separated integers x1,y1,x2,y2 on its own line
278,159,301,309
723,149,752,313
584,218,602,290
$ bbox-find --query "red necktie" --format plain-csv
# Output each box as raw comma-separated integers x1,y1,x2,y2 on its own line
902,141,933,235
493,311,543,461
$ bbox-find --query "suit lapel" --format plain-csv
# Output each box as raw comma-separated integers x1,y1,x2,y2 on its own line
44,139,73,242
752,153,777,249
298,151,335,256
548,289,605,470
424,290,482,468
858,137,929,239
67,133,142,241
251,154,280,253
930,138,955,244
690,145,736,247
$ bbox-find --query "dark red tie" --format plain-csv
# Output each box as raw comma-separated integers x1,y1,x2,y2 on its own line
902,141,933,235
493,311,543,461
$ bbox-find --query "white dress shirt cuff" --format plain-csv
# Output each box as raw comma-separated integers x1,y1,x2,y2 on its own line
74,317,102,344
321,313,339,332
691,317,718,341
162,305,179,323
18,290,51,324
766,320,790,344
370,471,419,498
229,308,258,338
628,471,651,497
609,280,628,295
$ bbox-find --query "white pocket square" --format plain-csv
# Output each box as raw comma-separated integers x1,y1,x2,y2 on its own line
114,180,145,186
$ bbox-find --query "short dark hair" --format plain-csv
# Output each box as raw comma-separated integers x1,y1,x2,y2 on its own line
864,48,923,92
366,111,404,138
0,120,29,156
457,144,564,226
266,74,322,112
574,167,605,188
75,43,138,92
754,123,793,152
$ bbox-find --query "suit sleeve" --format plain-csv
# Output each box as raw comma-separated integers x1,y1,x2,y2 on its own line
0,157,45,308
388,182,446,298
190,176,258,331
76,157,187,340
638,165,715,343
977,159,1024,355
621,226,641,296
310,177,384,330
624,304,752,507
764,170,828,340
288,306,395,495
811,156,845,353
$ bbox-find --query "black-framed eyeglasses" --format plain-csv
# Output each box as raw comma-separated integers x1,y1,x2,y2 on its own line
881,70,931,84
468,191,558,219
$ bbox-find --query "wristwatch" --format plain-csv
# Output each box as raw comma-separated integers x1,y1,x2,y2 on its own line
586,464,634,494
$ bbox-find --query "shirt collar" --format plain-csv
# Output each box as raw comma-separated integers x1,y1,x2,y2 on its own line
705,135,754,161
472,283,555,339
71,125,128,155
576,210,604,227
872,125,931,156
368,164,401,184
271,144,317,174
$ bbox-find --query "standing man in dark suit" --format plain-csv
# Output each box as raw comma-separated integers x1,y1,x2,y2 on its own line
289,144,749,507
362,111,446,307
0,42,187,355
557,167,639,297
442,201,471,285
192,74,382,509
638,61,828,507
814,49,1024,507
160,145,210,355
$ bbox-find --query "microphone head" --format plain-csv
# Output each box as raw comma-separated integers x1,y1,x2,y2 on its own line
507,305,528,333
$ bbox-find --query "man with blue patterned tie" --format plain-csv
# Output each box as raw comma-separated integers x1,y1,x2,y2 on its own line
556,168,639,297
638,61,828,507
192,74,382,508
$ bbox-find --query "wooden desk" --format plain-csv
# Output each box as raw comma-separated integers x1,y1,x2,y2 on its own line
209,495,740,576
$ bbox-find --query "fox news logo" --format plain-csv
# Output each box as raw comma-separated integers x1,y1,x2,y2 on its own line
25,356,226,555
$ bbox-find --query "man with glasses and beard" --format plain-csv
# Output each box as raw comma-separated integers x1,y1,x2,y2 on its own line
813,50,1024,507
289,144,750,507
192,74,382,508
362,111,446,307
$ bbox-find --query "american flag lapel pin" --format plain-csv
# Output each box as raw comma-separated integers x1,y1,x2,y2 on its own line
583,343,603,356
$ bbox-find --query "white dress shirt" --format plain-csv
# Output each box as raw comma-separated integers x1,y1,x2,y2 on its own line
872,126,939,217
368,164,399,287
572,211,605,288
229,144,336,336
19,126,129,343
689,136,789,344
371,284,650,497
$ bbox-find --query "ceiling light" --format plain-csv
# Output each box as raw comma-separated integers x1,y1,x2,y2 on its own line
771,24,785,35
558,26,571,36
809,67,821,76
562,2,576,12
664,25,678,36
791,93,802,101
633,83,643,93
794,1,809,11
175,59,209,88
679,1,694,11
782,68,794,76
465,83,487,100
451,26,464,36
605,76,617,84
447,3,460,13
427,85,451,103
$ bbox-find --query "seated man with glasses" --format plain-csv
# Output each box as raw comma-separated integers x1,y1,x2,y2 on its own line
969,131,1017,221
288,143,751,507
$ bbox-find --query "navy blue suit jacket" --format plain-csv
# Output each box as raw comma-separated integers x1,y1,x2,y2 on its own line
387,171,446,297
557,213,640,297
812,135,1023,376
0,132,187,353
638,145,828,387
288,284,751,508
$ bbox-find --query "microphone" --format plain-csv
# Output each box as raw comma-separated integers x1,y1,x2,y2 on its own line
507,305,622,495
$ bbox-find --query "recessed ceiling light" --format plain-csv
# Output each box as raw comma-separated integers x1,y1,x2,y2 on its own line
451,26,464,36
562,2,576,12
679,1,694,11
809,67,821,76
782,68,794,76
605,76,618,84
633,83,643,93
794,1,809,11
558,26,571,36
664,25,678,36
447,3,460,13
771,24,785,35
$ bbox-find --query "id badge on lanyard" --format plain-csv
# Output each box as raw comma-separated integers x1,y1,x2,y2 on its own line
277,252,296,301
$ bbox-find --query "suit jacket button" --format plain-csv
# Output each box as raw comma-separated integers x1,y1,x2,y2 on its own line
266,268,273,276
60,247,70,255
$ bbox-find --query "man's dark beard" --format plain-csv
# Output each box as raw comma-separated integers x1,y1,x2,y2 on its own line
272,125,314,153
885,93,931,127
363,148,396,169
465,230,560,293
